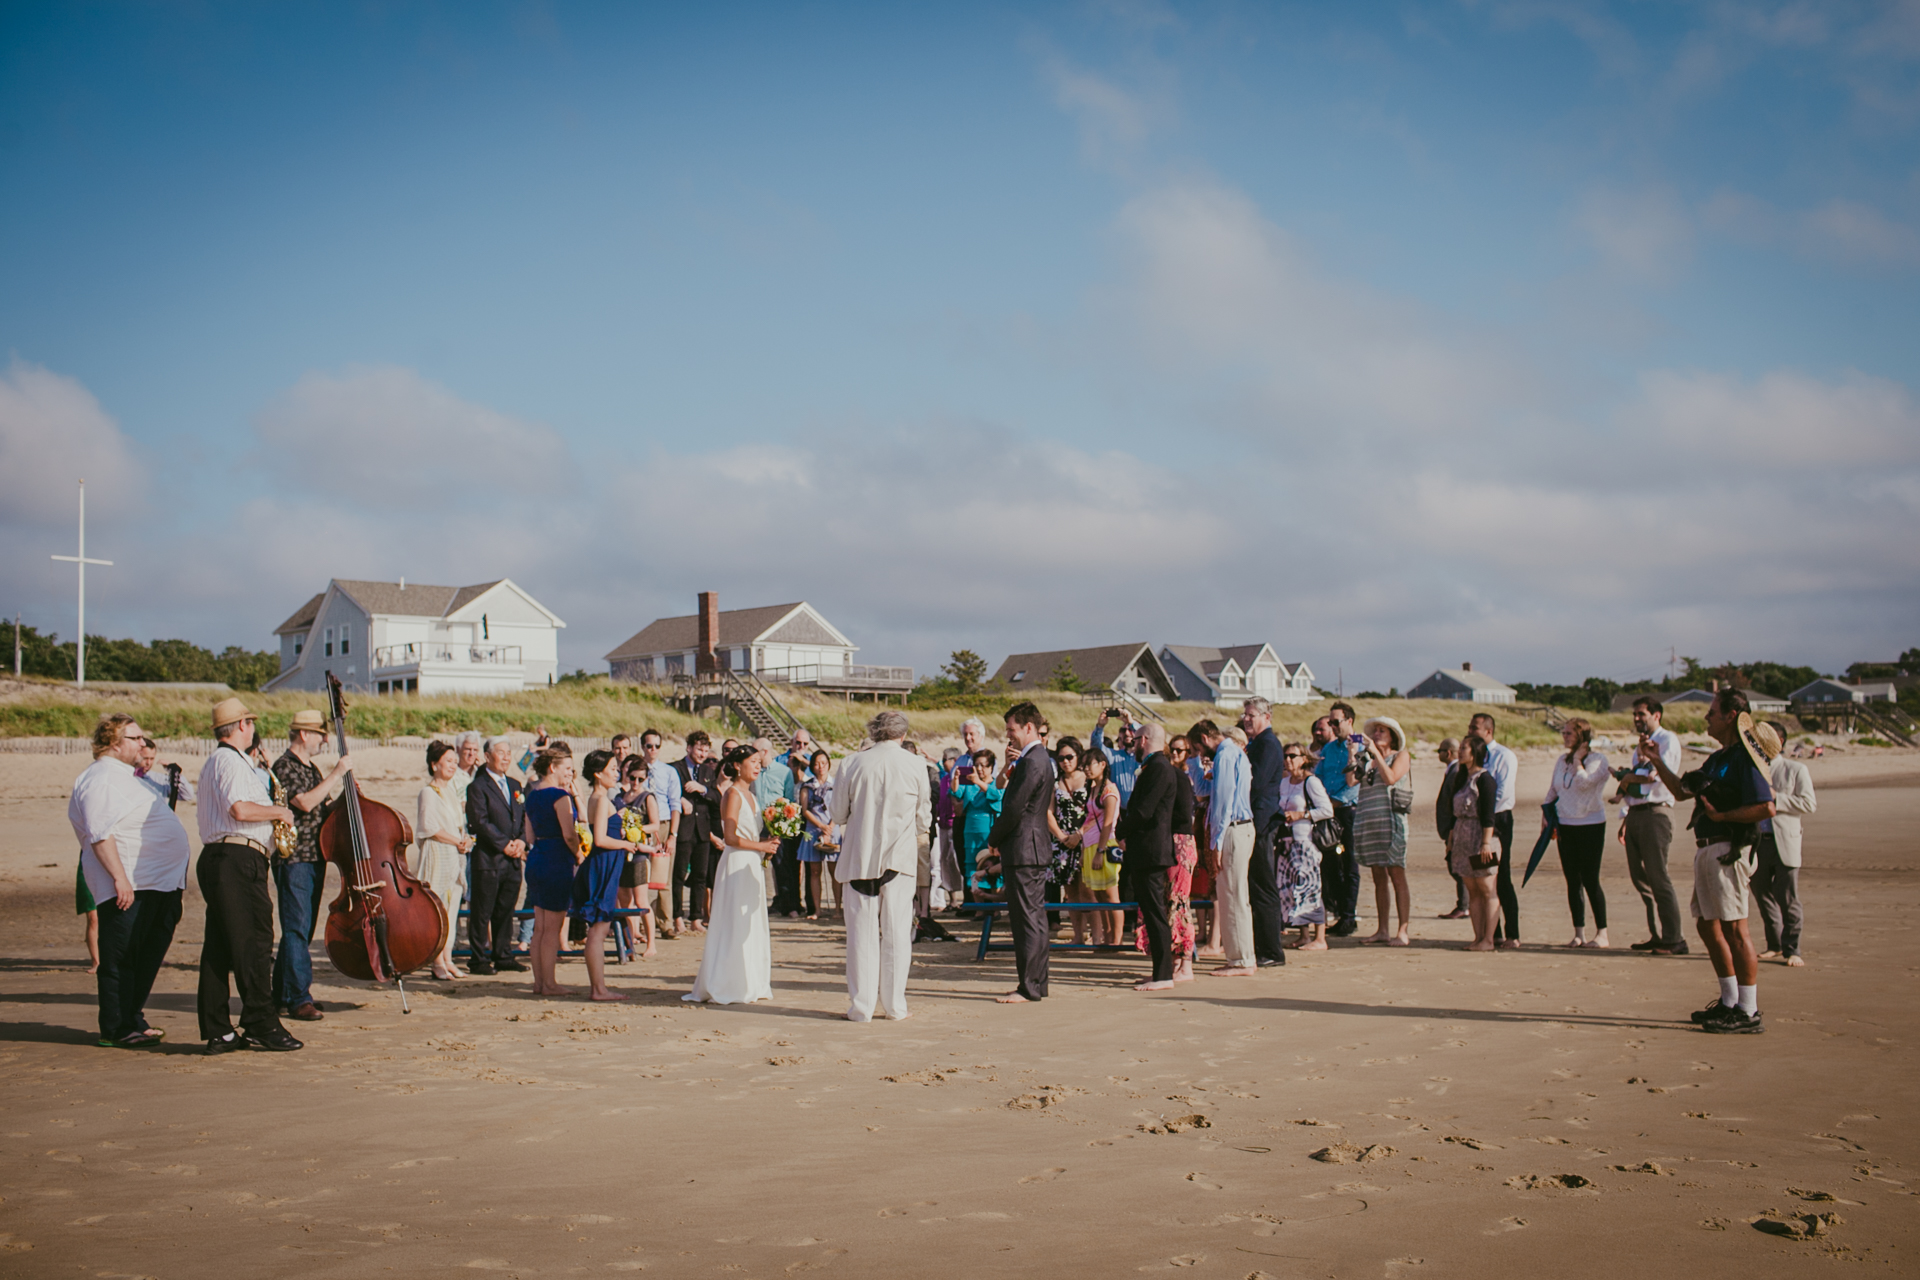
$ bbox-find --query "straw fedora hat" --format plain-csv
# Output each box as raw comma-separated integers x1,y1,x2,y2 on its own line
289,709,327,734
211,697,256,732
1363,716,1407,751
1742,715,1781,773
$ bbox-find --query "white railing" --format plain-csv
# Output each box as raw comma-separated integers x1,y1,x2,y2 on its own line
374,643,523,669
756,663,915,690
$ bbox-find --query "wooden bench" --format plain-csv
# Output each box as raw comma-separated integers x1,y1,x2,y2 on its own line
454,906,649,961
953,900,1212,963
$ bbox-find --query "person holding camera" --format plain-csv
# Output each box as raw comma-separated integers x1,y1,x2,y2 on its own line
1441,737,1502,951
1313,704,1364,937
1635,687,1777,1034
1614,697,1687,954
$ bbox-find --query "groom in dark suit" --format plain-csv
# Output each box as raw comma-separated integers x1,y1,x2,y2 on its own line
464,737,528,974
988,702,1056,1004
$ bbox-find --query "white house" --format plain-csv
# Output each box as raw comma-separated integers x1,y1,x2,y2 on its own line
1160,644,1317,706
605,597,915,695
1407,663,1517,704
265,578,565,696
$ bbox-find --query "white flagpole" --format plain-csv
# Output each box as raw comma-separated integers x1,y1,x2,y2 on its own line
50,479,113,688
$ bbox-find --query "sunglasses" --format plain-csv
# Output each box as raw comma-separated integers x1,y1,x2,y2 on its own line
1283,751,1303,759
125,734,155,747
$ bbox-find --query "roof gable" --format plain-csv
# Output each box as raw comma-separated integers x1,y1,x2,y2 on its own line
603,601,850,662
274,592,326,636
991,643,1179,699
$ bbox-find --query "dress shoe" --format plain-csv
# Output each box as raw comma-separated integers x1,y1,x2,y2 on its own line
466,960,496,976
1439,907,1469,920
494,958,528,972
1257,957,1286,967
1651,941,1690,956
1630,939,1661,951
204,1032,248,1055
248,1028,304,1052
287,1002,325,1022
1327,919,1358,938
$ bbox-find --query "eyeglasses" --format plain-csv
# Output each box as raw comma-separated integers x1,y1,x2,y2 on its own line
125,734,154,747
1283,752,1303,759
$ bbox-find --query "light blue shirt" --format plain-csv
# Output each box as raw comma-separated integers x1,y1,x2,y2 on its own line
1315,738,1357,807
1185,753,1211,801
644,761,682,814
1484,741,1517,814
753,757,793,811
1089,724,1139,807
1208,738,1252,848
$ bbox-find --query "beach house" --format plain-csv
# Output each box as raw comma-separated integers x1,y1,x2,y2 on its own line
1406,663,1517,704
1159,644,1317,707
605,595,913,696
265,578,564,695
991,644,1180,705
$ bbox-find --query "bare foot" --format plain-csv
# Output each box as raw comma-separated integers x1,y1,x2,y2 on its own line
1173,970,1195,983
1497,939,1522,950
1135,979,1175,990
1359,932,1390,946
540,985,577,997
590,990,628,1002
1785,954,1805,967
1210,965,1257,977
1466,941,1496,952
1591,932,1610,949
1197,945,1225,959
642,945,657,959
995,991,1033,1004
1293,939,1329,951
1388,936,1410,947
886,1010,913,1021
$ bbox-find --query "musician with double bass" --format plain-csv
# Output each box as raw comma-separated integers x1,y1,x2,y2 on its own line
270,708,354,1023
197,698,304,1054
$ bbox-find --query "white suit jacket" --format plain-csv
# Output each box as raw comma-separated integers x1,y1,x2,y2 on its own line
829,741,930,884
1767,757,1817,868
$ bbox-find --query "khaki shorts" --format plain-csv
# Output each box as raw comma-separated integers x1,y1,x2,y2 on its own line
1690,841,1753,921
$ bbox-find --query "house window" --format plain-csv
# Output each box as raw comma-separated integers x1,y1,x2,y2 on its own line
293,638,303,656
1137,682,1148,695
755,647,765,670
324,627,334,658
340,625,351,656
665,653,685,677
1012,671,1025,683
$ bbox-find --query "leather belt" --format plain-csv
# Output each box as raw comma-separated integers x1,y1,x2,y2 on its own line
209,836,271,856
1626,802,1673,810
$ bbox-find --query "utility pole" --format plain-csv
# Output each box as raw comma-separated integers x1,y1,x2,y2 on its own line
12,613,20,678
49,479,113,688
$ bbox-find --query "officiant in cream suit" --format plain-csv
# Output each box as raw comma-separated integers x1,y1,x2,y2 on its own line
830,710,931,1022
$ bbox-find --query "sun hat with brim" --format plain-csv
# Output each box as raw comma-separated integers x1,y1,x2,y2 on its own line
289,709,327,733
211,697,256,732
1363,716,1407,751
1742,714,1781,772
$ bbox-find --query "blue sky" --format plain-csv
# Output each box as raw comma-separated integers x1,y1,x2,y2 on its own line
3,1,1917,691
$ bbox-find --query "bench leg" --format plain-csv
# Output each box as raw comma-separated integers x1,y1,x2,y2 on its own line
976,911,995,962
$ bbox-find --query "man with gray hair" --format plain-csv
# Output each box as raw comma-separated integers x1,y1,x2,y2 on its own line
464,735,528,975
829,710,931,1020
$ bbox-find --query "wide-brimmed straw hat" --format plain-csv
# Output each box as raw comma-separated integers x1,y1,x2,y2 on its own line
1363,716,1407,751
289,709,326,733
211,697,256,731
1742,715,1781,772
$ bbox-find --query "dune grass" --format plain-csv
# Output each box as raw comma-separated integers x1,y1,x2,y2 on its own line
1,673,1697,750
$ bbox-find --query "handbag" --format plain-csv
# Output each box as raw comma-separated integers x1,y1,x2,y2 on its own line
1310,817,1342,854
1389,772,1414,815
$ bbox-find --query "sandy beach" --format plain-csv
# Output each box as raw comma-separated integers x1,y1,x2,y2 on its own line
1,743,1915,1277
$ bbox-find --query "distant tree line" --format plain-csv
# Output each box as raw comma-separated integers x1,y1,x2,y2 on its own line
3,621,279,691
1511,652,1920,713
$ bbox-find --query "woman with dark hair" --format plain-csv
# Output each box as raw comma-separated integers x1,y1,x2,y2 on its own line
1046,737,1088,914
521,745,580,996
1444,738,1502,952
413,740,472,981
576,749,636,1001
684,744,777,1005
614,755,661,957
797,750,836,920
1545,717,1611,948
1078,748,1123,945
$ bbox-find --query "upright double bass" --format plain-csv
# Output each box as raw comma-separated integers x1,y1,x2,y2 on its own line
320,672,447,1010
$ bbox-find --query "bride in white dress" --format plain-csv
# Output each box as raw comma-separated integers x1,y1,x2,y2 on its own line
684,745,777,1005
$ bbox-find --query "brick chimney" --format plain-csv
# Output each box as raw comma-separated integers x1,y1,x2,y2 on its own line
1462,661,1473,672
696,591,719,676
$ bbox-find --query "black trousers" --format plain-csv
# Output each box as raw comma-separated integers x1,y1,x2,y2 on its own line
195,843,281,1041
1005,862,1052,1001
1138,865,1173,982
95,888,182,1041
672,831,716,922
1556,823,1608,929
1491,812,1519,941
770,837,803,916
1248,819,1287,964
1326,805,1360,924
1753,834,1803,956
466,851,523,963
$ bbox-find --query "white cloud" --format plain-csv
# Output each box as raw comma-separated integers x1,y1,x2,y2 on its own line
1040,56,1172,171
1575,186,1695,279
1702,188,1920,267
253,365,572,507
0,359,144,529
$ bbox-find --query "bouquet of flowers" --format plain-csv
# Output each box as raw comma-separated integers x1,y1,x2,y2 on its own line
621,808,652,849
575,821,594,860
762,799,804,841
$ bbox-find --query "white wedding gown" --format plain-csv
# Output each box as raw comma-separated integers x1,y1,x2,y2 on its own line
684,801,773,1005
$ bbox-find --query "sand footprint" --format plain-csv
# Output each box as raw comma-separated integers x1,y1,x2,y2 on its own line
1185,1172,1224,1190
1018,1168,1067,1184
1484,1216,1529,1235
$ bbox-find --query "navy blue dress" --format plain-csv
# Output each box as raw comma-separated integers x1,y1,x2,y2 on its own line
525,786,579,913
571,809,624,926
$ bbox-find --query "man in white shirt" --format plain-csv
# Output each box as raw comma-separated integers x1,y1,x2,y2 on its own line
69,714,192,1048
195,698,301,1055
1615,696,1688,955
1754,720,1816,966
830,710,931,1021
1469,713,1522,949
